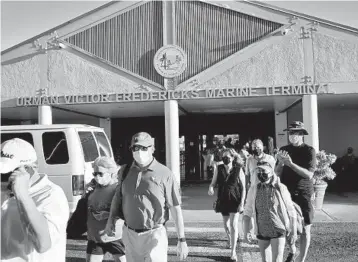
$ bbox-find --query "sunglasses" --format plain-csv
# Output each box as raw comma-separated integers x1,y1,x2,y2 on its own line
288,131,303,135
92,172,106,177
130,145,152,152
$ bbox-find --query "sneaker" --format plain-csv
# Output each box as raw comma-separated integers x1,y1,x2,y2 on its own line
285,252,296,262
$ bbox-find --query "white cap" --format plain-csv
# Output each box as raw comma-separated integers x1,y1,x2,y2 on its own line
0,138,37,173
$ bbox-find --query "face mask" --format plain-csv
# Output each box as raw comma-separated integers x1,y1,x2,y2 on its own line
257,171,271,183
95,174,112,186
133,151,152,165
252,149,262,157
222,157,231,165
289,134,301,145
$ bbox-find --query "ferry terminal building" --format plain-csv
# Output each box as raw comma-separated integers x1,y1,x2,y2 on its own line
1,1,358,184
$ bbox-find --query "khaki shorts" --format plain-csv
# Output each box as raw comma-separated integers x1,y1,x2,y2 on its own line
122,225,168,262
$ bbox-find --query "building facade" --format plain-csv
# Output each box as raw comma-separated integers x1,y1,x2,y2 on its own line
2,1,358,183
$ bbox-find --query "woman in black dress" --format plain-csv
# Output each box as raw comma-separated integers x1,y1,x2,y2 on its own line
208,148,246,261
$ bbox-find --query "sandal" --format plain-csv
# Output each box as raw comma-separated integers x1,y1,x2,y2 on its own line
230,254,238,261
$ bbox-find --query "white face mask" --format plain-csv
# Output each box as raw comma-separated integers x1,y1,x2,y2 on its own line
289,134,301,145
133,151,152,165
94,174,112,186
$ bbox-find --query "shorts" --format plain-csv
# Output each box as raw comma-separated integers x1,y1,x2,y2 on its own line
257,231,285,241
291,193,314,225
86,239,125,256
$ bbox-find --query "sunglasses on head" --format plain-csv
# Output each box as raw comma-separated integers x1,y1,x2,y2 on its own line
130,145,152,152
92,172,106,177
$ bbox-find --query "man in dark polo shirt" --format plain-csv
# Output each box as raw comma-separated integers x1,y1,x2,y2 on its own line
275,121,316,262
105,132,188,262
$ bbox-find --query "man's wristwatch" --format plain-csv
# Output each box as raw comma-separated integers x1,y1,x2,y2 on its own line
178,237,186,242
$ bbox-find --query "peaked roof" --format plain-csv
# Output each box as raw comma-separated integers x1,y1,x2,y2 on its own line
2,0,358,55
245,0,358,33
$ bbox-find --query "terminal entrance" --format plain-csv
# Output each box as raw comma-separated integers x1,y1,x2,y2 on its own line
112,112,275,182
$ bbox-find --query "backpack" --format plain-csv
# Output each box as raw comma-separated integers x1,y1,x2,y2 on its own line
117,164,131,220
276,184,304,235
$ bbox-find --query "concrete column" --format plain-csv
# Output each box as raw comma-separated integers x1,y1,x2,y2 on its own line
165,100,180,185
302,94,319,151
99,118,111,142
275,111,288,149
38,105,52,125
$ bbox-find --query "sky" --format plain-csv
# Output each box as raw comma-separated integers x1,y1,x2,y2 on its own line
1,1,358,51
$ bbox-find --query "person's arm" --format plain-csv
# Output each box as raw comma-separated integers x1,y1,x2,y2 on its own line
284,147,316,180
105,185,122,234
286,162,314,179
166,174,188,260
275,162,284,177
105,166,126,234
238,168,246,209
242,186,255,238
245,158,251,186
16,194,52,253
209,163,218,187
275,149,285,177
10,167,52,253
170,205,185,239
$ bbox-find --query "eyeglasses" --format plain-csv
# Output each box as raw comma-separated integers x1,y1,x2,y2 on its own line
288,131,302,135
92,172,105,177
130,145,152,152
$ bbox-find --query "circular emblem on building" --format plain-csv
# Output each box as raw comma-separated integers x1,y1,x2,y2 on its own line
154,45,187,78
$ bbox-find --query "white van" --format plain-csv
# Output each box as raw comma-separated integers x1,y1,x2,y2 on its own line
0,124,114,212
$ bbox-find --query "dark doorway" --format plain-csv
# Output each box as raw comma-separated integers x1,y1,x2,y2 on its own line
111,112,275,181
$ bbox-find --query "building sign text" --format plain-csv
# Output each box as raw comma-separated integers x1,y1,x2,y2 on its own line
17,84,329,106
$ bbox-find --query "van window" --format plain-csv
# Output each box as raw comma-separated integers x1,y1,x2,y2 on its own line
94,132,112,158
78,131,99,162
42,132,69,165
1,132,34,146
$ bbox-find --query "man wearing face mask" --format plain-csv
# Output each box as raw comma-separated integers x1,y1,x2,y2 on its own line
246,139,276,187
105,132,188,262
275,121,316,262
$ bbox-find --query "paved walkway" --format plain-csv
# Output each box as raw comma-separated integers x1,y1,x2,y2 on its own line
174,183,358,261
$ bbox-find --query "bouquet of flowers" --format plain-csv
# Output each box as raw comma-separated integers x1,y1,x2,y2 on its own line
313,150,337,185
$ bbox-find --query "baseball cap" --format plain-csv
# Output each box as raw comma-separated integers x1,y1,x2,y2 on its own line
256,160,275,173
130,132,154,147
0,138,37,173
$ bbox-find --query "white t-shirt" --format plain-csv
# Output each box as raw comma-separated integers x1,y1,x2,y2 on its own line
1,174,69,262
245,153,276,186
